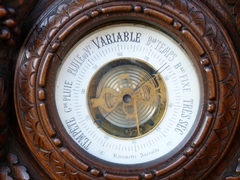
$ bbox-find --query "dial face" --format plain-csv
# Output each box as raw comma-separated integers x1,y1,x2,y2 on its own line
55,24,202,165
87,59,168,139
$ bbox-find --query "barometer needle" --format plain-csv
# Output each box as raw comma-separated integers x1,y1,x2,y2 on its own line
130,62,169,96
94,101,123,127
133,98,141,136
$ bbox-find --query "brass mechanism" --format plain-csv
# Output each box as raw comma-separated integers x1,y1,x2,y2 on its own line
87,60,167,138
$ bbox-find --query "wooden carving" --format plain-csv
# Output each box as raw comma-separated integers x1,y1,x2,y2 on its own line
0,2,23,178
0,0,40,179
0,0,21,161
14,0,240,179
0,153,30,180
0,3,20,46
226,0,240,30
0,0,238,179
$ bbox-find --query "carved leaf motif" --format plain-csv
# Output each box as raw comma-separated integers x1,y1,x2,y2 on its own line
203,24,218,51
0,153,30,180
19,98,33,114
168,133,221,179
215,126,230,140
24,113,53,154
214,75,237,141
198,135,220,165
181,133,220,178
39,148,55,162
6,153,29,180
46,151,82,179
0,166,12,180
48,15,68,34
57,4,70,17
69,1,93,17
227,0,240,30
167,0,206,36
18,54,53,154
19,57,40,103
161,0,175,8
205,28,232,77
215,49,232,80
204,23,217,38
40,5,75,43
187,9,205,34
46,1,95,36
186,7,205,32
168,168,186,179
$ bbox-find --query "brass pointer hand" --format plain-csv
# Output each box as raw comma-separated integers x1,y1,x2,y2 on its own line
133,97,141,136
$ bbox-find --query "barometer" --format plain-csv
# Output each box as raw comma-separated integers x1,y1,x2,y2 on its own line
55,24,201,165
14,1,240,179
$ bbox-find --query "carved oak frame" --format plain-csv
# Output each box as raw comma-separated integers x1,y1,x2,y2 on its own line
12,0,240,179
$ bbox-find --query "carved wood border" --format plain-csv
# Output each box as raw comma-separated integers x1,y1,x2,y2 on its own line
0,1,32,179
226,0,240,30
14,0,240,179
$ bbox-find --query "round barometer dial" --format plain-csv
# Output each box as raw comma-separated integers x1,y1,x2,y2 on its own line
14,1,240,179
55,24,202,165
